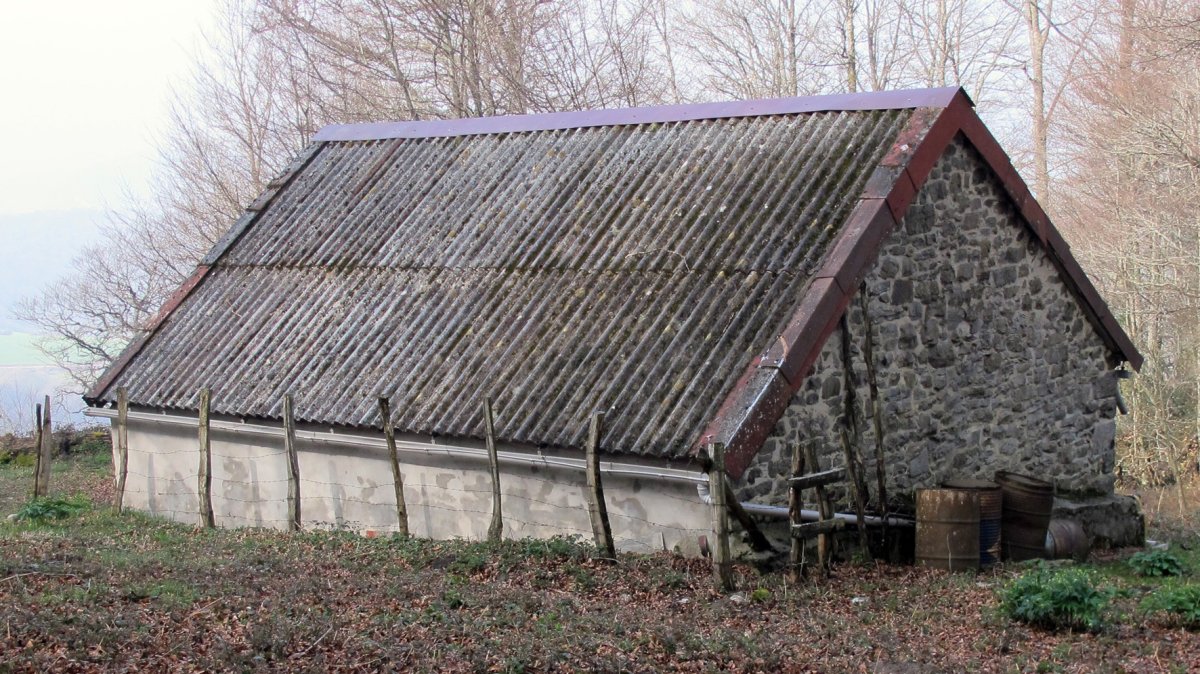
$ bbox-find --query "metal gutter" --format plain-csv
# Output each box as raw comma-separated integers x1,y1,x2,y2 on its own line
85,407,708,486
694,481,913,527
87,406,914,528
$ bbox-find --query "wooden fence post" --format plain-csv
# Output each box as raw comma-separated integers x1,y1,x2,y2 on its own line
801,441,836,575
36,396,52,498
708,441,733,592
283,393,301,531
378,396,409,536
583,411,615,558
32,403,43,498
115,388,130,512
483,398,503,542
198,388,215,528
723,481,773,552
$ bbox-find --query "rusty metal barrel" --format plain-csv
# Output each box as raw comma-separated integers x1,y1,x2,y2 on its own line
1045,519,1090,561
942,479,1002,566
995,471,1055,561
916,488,980,571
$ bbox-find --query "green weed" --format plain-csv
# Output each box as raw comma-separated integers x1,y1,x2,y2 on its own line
1128,549,1185,578
1141,583,1200,628
1000,564,1113,632
13,495,90,524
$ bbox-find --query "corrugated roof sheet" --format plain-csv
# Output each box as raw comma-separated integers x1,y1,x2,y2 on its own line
92,107,917,458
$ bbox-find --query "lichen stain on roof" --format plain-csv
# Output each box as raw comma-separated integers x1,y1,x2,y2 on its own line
94,108,916,458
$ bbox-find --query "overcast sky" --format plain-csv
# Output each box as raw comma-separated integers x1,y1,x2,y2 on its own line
0,1,218,340
0,1,217,216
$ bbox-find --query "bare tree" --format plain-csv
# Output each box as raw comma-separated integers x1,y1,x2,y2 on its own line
15,0,311,389
678,0,837,99
1058,0,1200,487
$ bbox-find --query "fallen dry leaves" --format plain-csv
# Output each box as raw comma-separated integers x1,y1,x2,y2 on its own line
1,459,1197,673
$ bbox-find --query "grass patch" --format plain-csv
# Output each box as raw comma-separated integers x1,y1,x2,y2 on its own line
3,452,1200,671
121,579,199,609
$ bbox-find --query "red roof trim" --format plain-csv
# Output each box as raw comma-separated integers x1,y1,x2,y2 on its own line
314,87,964,141
950,103,1143,371
86,265,213,401
705,89,1143,479
84,144,327,404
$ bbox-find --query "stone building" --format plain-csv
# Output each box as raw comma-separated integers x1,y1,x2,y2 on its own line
84,86,1142,553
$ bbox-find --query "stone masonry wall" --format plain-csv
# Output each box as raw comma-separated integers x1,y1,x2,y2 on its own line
737,135,1122,509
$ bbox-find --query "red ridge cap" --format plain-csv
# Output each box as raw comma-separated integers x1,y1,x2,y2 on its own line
315,87,964,141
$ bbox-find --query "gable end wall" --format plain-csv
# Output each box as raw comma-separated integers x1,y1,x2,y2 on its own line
737,135,1121,507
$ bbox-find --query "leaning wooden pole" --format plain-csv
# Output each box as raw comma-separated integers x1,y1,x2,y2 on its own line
377,396,409,536
859,289,889,538
32,403,43,498
483,398,503,542
724,481,773,552
708,442,734,592
283,393,301,531
36,395,52,498
788,441,806,581
197,388,215,528
584,411,615,558
114,388,130,512
839,315,872,560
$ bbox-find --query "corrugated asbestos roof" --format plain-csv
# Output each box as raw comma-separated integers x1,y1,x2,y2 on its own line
93,110,909,458
87,86,1142,466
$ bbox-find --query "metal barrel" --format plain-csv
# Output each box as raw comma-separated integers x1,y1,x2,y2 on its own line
995,471,1055,562
942,478,1002,566
915,488,980,572
1045,519,1090,561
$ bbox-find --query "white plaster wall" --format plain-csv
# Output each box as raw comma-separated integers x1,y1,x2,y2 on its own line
116,416,708,556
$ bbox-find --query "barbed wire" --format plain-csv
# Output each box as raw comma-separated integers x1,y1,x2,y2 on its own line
115,497,709,549
215,474,292,485
117,456,717,551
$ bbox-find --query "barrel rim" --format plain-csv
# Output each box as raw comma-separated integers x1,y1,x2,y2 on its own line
994,470,1054,491
941,478,1000,490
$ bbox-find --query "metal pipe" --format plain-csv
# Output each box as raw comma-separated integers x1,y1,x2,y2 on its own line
87,407,915,527
85,406,709,486
695,482,913,527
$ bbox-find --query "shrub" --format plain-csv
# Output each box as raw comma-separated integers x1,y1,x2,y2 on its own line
0,451,37,468
520,535,590,560
12,495,90,524
75,432,112,455
1000,565,1113,632
1142,584,1200,629
1128,549,1185,578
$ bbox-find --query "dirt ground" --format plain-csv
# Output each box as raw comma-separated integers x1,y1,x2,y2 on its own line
1,450,1198,673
